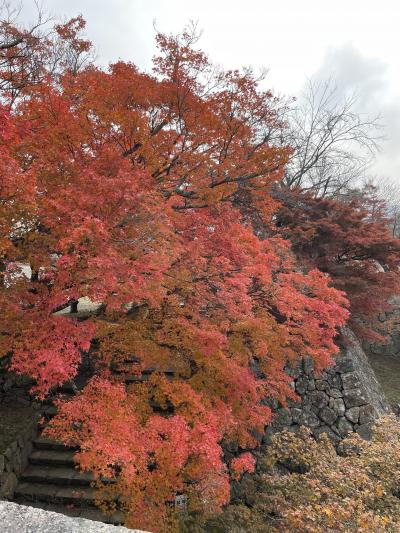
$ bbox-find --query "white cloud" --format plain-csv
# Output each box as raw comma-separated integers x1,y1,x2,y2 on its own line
19,0,400,182
309,44,400,183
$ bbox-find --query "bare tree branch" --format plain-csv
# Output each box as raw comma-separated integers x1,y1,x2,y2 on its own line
280,78,383,197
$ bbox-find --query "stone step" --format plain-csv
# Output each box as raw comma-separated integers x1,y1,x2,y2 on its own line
42,392,73,406
77,507,125,525
124,374,145,383
21,465,94,486
33,437,77,452
29,449,76,467
14,482,99,505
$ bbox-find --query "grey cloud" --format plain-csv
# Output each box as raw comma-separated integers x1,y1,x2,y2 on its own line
17,3,400,184
312,44,387,109
309,44,400,183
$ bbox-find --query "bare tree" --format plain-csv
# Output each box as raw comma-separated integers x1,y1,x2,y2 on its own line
373,177,400,237
0,1,94,108
281,78,383,197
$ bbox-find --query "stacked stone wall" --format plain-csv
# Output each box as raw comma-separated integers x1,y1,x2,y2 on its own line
268,328,391,444
363,296,400,358
0,416,39,500
0,357,40,500
0,358,35,407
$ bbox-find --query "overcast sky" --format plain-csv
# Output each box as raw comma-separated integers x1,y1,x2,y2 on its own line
21,0,400,183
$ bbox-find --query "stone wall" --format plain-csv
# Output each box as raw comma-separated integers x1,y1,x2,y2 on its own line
0,357,35,407
0,357,40,500
0,415,39,500
268,328,391,445
363,296,400,358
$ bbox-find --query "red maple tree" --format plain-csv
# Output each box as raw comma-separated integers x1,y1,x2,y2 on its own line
275,187,400,341
0,23,349,531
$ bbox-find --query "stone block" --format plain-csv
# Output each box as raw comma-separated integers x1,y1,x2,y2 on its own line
307,379,316,391
343,389,367,408
331,398,346,416
300,410,320,428
328,388,342,398
315,380,329,391
319,406,338,425
25,441,33,457
309,390,329,408
285,364,301,379
341,372,360,391
290,408,303,424
313,425,341,444
325,366,337,375
335,417,353,437
274,408,293,427
356,423,373,440
287,398,301,408
328,374,342,389
286,424,300,434
15,397,31,407
359,404,377,425
345,406,360,424
295,377,308,395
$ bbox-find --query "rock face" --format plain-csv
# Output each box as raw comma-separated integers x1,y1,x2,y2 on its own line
269,328,391,444
0,501,149,533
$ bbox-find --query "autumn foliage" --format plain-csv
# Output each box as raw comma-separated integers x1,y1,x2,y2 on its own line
275,187,400,340
0,19,353,531
203,416,400,533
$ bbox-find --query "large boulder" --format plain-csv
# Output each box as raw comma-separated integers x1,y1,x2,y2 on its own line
0,501,149,533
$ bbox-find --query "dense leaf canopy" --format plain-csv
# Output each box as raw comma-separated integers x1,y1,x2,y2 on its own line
0,21,352,531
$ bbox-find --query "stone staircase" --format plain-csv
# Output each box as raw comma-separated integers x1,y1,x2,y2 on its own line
13,435,123,524
11,355,173,525
11,375,124,525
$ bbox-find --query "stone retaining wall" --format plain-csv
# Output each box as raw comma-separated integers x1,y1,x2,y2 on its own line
268,328,391,444
0,415,39,500
0,358,35,408
363,296,400,357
